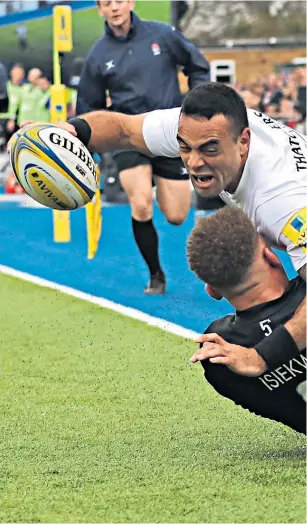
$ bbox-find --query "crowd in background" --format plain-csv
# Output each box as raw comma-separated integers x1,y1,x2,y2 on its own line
0,62,77,192
1,59,306,193
0,61,306,161
234,67,306,125
0,63,77,152
1,62,306,151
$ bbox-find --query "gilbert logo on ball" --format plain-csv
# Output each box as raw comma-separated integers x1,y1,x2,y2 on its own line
10,123,98,210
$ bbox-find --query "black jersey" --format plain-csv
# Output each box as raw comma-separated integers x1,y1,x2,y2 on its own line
202,277,306,434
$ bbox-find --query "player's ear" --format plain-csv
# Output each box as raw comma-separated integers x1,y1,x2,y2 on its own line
263,246,283,268
239,128,250,156
129,0,135,11
205,284,223,301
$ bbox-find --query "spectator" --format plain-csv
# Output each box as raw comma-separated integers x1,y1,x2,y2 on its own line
16,68,43,126
0,64,25,151
0,62,8,114
293,67,306,122
0,62,9,151
16,25,28,51
239,81,265,111
278,84,300,120
262,74,284,114
36,76,51,121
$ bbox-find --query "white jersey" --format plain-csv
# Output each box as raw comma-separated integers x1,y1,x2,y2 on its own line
143,108,307,271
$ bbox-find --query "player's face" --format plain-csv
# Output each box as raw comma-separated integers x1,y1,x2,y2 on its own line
177,114,250,198
98,0,134,28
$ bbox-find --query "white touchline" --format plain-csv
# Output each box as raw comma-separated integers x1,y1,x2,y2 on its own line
0,265,198,340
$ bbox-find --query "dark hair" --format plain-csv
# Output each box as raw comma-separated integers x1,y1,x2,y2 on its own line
181,82,249,140
187,208,258,291
11,63,24,70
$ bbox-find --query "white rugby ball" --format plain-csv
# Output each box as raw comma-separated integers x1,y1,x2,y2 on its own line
10,122,98,210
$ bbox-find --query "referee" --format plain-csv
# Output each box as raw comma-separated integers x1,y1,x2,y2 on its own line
76,0,210,294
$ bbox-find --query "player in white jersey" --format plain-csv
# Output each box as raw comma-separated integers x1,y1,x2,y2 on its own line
11,82,306,374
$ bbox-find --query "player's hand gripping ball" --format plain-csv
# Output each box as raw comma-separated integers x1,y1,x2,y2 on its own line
9,122,98,210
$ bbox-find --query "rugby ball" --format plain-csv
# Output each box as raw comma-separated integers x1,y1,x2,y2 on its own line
9,122,98,210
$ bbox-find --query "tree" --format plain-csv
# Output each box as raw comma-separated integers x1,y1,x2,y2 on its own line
179,1,306,44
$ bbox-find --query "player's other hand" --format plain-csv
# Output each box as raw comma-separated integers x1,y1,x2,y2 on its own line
6,120,77,154
19,120,77,135
49,120,77,136
191,333,267,377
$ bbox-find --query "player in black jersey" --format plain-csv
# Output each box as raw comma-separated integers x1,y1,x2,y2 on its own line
187,208,306,434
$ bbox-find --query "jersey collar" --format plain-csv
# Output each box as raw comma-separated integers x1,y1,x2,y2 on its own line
235,277,302,320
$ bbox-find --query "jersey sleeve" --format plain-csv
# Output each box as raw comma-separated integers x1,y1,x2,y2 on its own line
280,207,306,271
257,197,306,272
142,107,181,157
253,126,307,272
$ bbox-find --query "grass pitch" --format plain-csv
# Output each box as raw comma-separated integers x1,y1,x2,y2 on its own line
0,273,305,523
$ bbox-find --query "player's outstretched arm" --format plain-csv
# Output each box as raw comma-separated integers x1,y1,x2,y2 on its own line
7,112,152,156
73,110,151,155
71,107,181,158
8,108,180,158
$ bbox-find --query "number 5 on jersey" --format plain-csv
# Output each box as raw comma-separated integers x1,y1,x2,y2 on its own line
259,319,272,337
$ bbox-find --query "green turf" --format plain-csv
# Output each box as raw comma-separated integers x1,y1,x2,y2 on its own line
0,274,305,523
0,2,171,75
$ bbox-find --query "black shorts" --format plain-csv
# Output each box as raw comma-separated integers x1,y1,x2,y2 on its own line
112,151,189,181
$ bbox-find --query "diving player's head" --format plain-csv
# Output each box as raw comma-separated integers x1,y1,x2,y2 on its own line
187,208,289,309
178,82,250,198
96,0,134,34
